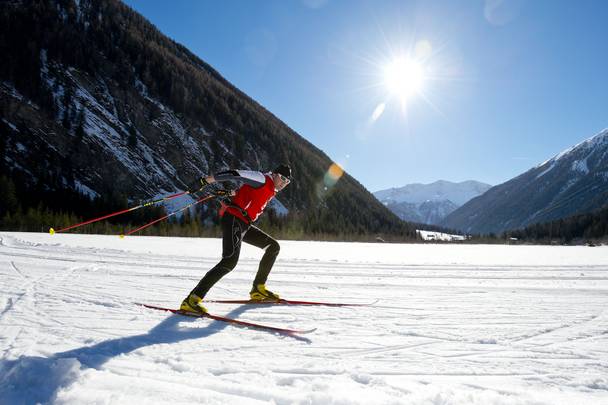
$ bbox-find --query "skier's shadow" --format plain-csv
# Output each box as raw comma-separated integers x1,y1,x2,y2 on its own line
0,305,310,405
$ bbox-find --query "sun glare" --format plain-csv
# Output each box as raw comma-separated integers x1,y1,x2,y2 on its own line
383,57,425,102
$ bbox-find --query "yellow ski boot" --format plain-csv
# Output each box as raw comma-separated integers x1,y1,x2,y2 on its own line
180,293,207,314
249,284,280,301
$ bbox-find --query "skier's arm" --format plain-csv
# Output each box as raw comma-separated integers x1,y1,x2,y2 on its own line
188,170,265,192
210,170,267,187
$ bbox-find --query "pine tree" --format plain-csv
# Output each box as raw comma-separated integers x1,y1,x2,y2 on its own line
62,86,74,130
75,108,86,142
0,176,19,216
128,124,137,147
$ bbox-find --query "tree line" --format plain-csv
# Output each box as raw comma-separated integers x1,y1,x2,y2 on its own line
502,205,608,244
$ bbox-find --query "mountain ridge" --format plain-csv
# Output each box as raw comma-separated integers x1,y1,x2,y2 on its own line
374,180,491,225
441,128,608,234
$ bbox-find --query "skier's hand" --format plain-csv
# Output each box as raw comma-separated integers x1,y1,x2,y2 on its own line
213,189,236,197
187,175,215,193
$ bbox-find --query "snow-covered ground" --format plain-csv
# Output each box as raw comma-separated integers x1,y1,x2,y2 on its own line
1,232,607,404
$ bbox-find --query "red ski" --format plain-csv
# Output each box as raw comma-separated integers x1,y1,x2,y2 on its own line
203,298,378,307
136,303,316,335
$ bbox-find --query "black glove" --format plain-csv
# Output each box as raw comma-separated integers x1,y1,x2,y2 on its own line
212,189,235,197
187,176,210,193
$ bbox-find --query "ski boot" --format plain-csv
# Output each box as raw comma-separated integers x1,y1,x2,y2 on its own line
180,293,207,314
249,284,280,301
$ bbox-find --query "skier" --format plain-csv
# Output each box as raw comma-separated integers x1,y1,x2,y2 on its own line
180,164,292,313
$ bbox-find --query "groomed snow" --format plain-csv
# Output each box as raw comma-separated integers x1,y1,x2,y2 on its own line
1,232,607,404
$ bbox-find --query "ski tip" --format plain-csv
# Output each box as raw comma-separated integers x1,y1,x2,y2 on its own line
294,327,317,335
49,227,55,235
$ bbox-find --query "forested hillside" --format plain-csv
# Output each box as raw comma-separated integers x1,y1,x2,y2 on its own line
0,0,415,240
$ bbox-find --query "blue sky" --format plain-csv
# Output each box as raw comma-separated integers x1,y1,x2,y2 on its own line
123,0,608,192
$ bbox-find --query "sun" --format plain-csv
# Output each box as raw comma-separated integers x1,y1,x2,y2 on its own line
383,57,425,102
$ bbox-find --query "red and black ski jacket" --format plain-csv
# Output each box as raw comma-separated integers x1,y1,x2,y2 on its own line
214,170,276,224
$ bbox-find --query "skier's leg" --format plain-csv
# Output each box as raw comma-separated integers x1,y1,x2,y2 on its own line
190,214,246,298
243,226,280,286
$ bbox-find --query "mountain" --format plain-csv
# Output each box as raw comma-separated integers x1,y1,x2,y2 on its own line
0,0,414,239
441,129,608,234
374,180,492,224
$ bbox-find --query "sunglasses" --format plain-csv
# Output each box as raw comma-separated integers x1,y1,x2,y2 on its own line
278,174,290,184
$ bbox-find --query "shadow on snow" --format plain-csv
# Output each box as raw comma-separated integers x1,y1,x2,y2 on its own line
0,305,309,405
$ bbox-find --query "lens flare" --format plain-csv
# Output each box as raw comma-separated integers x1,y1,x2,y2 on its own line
324,163,344,188
370,103,386,122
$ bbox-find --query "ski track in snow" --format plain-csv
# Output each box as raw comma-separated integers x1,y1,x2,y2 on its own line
0,232,607,404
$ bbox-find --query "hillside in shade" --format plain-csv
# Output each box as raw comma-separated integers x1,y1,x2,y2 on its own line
0,0,413,239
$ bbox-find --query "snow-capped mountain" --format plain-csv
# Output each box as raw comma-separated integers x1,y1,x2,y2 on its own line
374,180,492,224
441,128,608,234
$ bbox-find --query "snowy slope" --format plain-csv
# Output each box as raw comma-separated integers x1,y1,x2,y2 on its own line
536,128,608,173
1,232,608,404
374,180,492,206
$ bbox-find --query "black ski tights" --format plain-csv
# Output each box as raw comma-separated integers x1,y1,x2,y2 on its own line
190,213,280,298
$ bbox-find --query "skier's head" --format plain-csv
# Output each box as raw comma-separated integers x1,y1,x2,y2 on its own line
271,164,291,191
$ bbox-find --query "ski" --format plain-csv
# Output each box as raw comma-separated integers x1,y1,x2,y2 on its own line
202,298,378,307
136,303,316,335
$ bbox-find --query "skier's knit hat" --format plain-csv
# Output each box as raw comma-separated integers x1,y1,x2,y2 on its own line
272,164,292,180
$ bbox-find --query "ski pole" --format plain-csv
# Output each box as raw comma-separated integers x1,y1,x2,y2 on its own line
119,194,216,238
49,191,191,235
